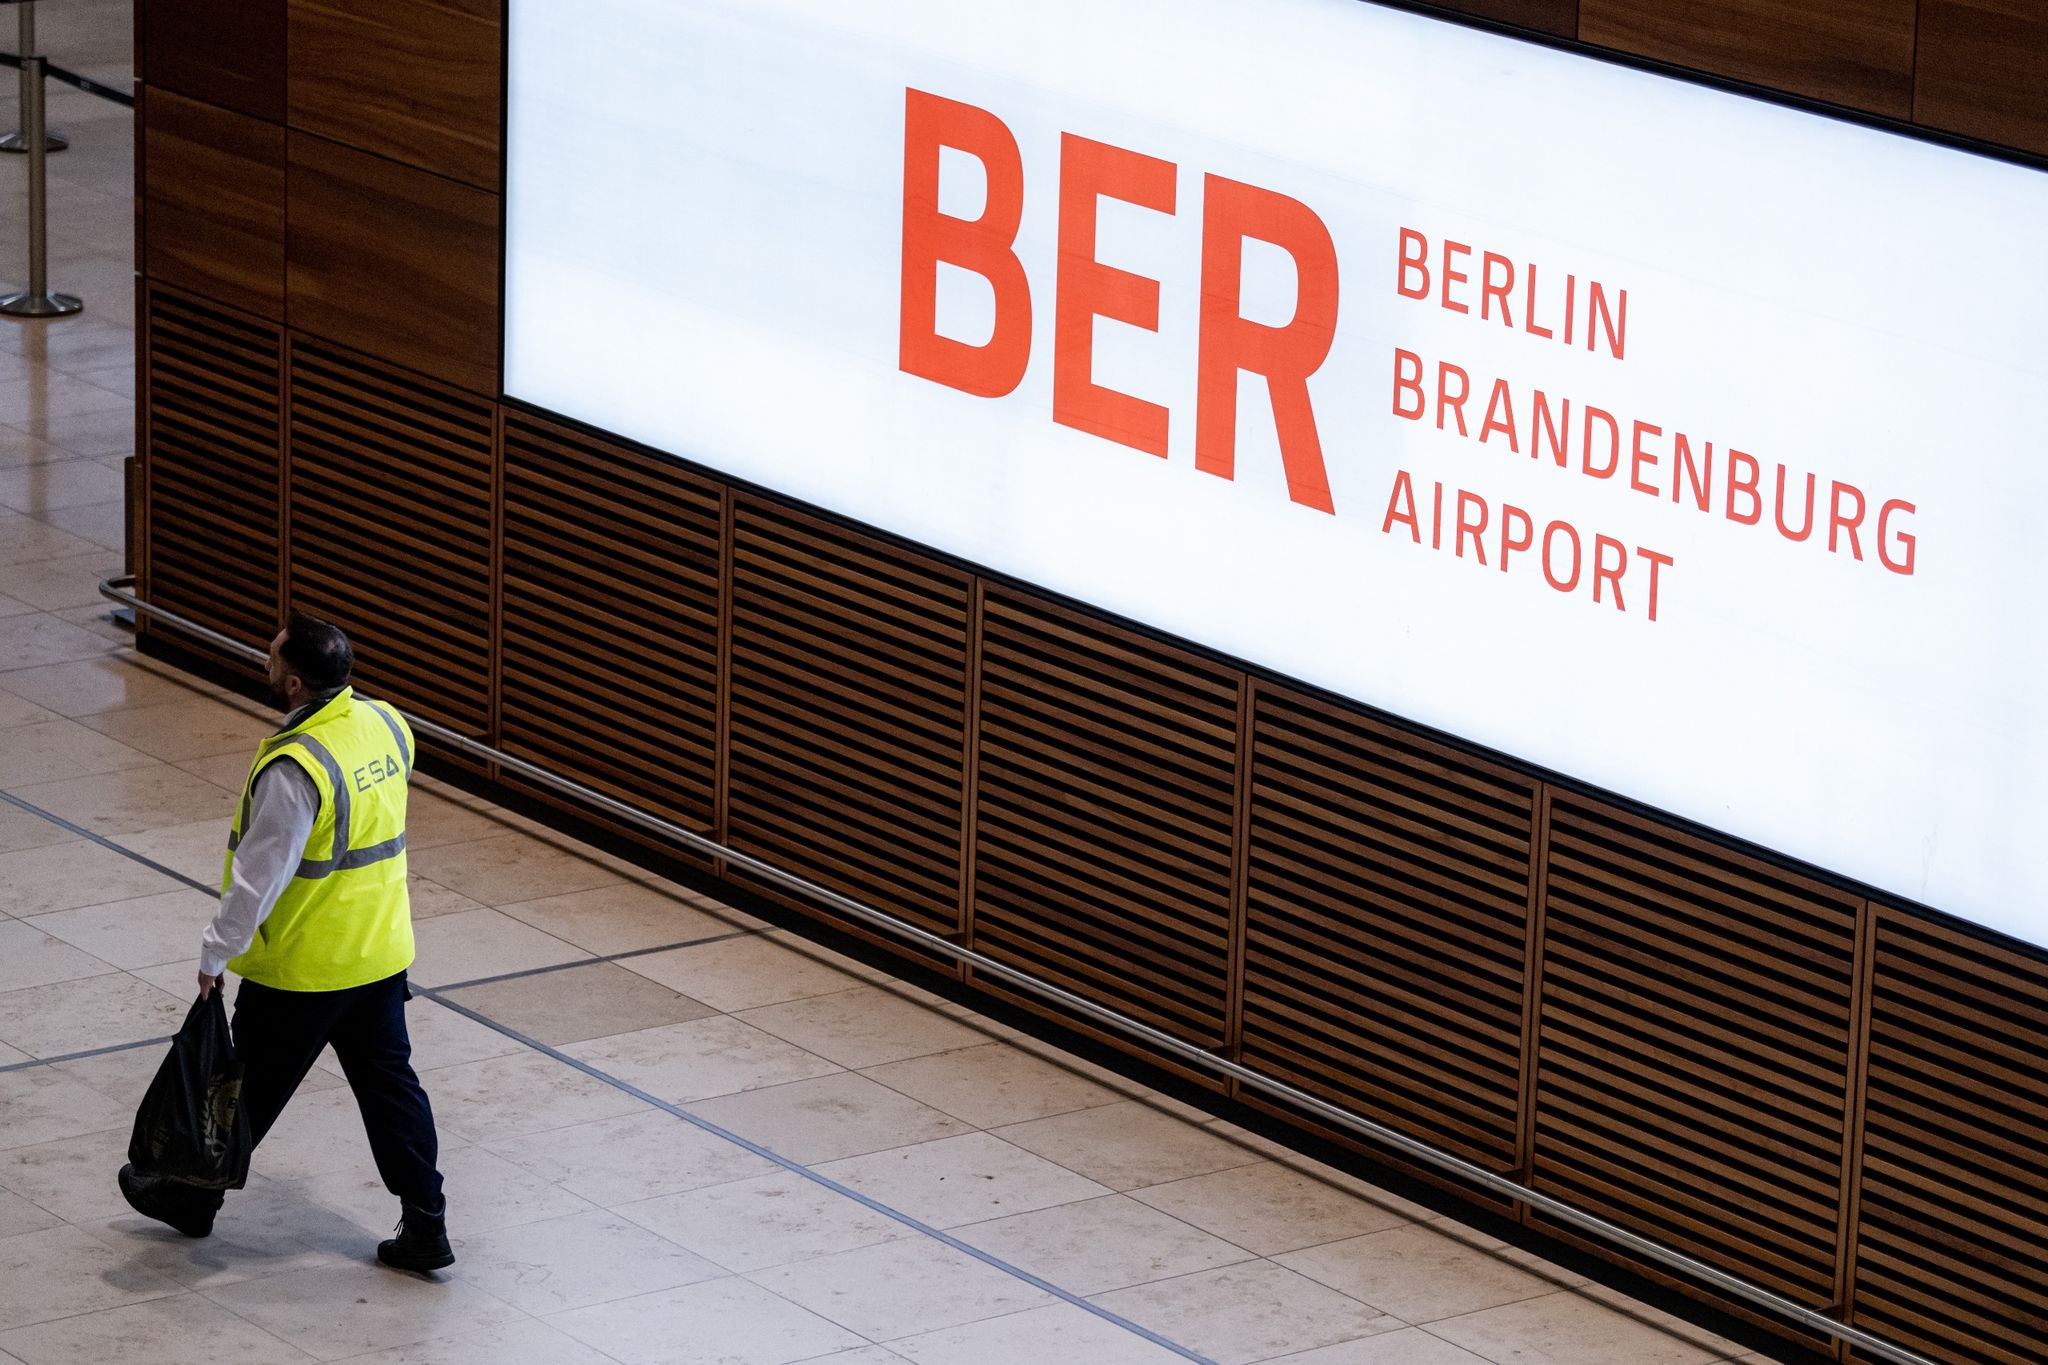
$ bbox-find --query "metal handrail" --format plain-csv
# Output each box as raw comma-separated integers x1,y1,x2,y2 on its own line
97,574,1938,1365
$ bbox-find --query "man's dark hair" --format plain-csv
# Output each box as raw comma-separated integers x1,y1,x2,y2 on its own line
280,613,354,693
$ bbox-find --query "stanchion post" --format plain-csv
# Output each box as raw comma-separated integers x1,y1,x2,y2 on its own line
0,28,82,317
1,2,69,154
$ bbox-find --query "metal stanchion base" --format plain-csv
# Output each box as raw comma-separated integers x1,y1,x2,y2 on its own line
0,130,67,153
0,289,82,317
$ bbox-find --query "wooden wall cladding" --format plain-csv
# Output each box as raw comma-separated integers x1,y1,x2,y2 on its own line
1578,0,1917,118
726,500,971,940
1242,686,1536,1173
1913,0,2048,158
286,339,494,737
141,91,287,321
1851,910,2048,1365
972,592,1240,1053
500,412,721,836
1429,0,1578,40
141,0,287,124
142,289,283,674
1533,792,1862,1308
287,0,503,190
285,133,501,397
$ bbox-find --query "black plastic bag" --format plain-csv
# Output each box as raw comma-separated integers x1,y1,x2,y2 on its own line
127,993,252,1191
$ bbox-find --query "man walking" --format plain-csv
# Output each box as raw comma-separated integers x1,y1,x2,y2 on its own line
118,615,453,1273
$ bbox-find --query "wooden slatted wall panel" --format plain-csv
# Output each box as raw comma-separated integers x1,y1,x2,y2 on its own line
972,591,1240,1054
500,412,721,836
286,340,493,737
143,288,281,675
1243,686,1535,1172
1535,792,1859,1307
1851,911,2048,1365
726,499,970,939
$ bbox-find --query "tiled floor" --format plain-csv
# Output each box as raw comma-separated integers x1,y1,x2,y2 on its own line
0,22,1788,1365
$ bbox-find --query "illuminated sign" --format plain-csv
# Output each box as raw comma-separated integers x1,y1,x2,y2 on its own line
506,0,2048,946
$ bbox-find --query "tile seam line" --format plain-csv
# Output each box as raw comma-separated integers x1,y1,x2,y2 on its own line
416,985,1219,1365
0,779,1216,1362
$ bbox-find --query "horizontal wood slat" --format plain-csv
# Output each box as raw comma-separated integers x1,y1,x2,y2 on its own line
1243,685,1535,1171
144,289,281,677
1534,791,1860,1306
1851,910,2048,1365
500,412,720,836
726,500,970,939
286,339,492,737
972,590,1238,1052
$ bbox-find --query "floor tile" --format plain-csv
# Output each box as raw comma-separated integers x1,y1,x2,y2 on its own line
0,1187,62,1239
0,802,76,855
735,987,992,1071
993,1100,1263,1192
1277,1222,1558,1322
240,1087,383,1182
952,1193,1253,1295
88,1179,361,1289
204,1261,524,1362
0,653,208,717
618,1169,918,1273
564,1015,841,1105
0,1223,181,1332
1089,1261,1403,1365
551,1275,866,1365
684,1072,971,1166
333,1319,617,1365
120,817,230,884
389,789,510,852
443,961,717,1045
486,1107,777,1207
859,1042,1124,1130
76,696,274,762
0,1124,134,1224
815,1132,1111,1230
0,1062,132,1150
890,1300,1196,1365
0,512,95,567
286,1144,591,1239
0,971,188,1057
622,932,868,1012
1424,1289,1731,1365
16,403,135,459
0,691,60,727
30,886,216,968
40,497,126,552
0,836,180,917
407,832,623,908
1575,1282,1749,1357
0,714,152,786
0,918,116,992
497,880,761,956
1264,1326,1495,1363
369,996,527,1073
407,907,593,989
0,1289,311,1364
0,551,123,610
170,749,256,793
0,613,110,668
407,877,489,922
423,1052,646,1144
1130,1161,1418,1256
451,1206,724,1314
11,760,238,835
46,602,138,647
51,1041,188,1104
751,1236,1055,1342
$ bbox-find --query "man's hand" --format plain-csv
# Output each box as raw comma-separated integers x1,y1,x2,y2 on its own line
196,972,224,1000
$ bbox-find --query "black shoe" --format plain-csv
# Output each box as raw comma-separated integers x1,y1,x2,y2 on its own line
377,1201,453,1273
117,1163,216,1238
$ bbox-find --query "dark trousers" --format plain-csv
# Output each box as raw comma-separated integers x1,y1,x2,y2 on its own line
200,971,444,1214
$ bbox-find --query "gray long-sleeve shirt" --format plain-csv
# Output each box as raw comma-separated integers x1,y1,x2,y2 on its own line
198,759,320,978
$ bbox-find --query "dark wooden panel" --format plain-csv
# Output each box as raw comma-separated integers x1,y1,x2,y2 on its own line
1851,910,2048,1365
1534,791,1860,1306
500,411,721,838
143,288,283,679
1433,0,1577,39
141,0,287,124
1243,685,1536,1171
1914,0,2048,157
287,338,494,737
288,0,503,189
1579,0,1916,117
143,89,286,320
727,499,971,940
972,590,1240,1051
286,133,501,396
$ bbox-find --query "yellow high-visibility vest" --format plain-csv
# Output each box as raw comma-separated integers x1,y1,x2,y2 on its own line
223,688,416,992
